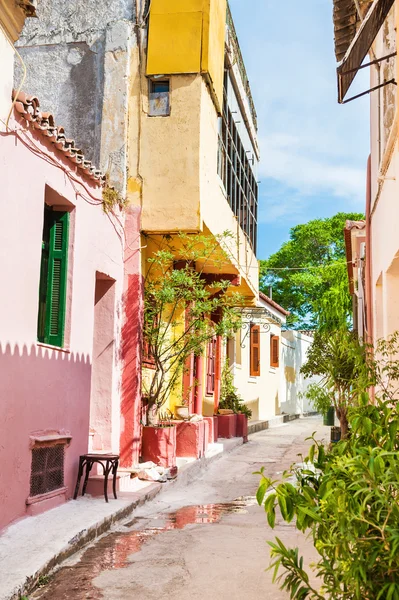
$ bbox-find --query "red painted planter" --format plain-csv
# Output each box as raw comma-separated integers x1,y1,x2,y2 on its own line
175,420,208,459
203,416,218,444
236,414,248,443
217,414,237,439
141,425,177,467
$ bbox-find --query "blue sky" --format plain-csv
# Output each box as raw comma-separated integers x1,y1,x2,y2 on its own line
229,0,370,260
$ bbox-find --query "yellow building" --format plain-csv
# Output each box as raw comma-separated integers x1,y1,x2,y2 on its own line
131,0,260,414
18,0,260,420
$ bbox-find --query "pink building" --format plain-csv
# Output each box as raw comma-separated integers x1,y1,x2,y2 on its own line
0,0,142,530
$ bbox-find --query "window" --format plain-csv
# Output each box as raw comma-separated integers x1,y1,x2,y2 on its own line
217,71,258,253
250,324,260,376
30,444,65,497
270,335,280,368
37,205,69,347
206,336,217,394
149,79,170,116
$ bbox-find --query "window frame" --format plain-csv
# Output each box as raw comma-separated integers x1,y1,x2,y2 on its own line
206,336,217,395
37,205,69,348
249,323,261,377
270,334,280,368
148,78,171,117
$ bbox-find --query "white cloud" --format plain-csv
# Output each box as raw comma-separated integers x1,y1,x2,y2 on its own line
229,0,369,229
258,132,366,208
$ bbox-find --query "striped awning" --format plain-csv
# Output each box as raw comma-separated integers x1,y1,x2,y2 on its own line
337,0,395,103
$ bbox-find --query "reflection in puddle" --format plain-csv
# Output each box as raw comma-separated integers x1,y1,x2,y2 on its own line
33,497,256,600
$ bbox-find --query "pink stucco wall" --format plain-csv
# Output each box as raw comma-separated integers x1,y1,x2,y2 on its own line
0,115,127,530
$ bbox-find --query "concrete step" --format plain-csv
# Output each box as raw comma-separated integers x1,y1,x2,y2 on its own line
248,414,300,435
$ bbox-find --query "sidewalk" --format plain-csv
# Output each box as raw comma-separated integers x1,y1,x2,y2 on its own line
0,415,303,600
0,438,242,600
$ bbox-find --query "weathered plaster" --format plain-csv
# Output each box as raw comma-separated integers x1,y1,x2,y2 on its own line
15,0,137,191
0,114,125,530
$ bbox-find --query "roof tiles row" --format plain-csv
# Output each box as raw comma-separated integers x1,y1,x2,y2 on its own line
13,90,105,184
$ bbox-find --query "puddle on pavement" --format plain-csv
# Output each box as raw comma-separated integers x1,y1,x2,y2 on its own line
31,496,256,600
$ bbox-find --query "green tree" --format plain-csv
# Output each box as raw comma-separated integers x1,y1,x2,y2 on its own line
260,212,364,329
256,334,399,599
301,328,369,438
143,232,243,424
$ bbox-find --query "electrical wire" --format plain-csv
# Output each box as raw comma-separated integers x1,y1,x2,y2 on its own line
262,261,353,271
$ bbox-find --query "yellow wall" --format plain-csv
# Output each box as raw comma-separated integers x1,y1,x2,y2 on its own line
146,0,226,111
140,74,202,233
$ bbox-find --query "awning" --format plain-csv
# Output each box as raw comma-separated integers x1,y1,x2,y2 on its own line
337,0,395,103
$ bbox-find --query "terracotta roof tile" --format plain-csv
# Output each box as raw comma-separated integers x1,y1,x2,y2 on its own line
12,90,105,184
259,291,290,316
17,0,37,17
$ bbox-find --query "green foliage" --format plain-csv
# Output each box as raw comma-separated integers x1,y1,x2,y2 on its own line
143,232,243,416
300,328,369,438
219,360,252,418
260,212,364,329
256,336,399,599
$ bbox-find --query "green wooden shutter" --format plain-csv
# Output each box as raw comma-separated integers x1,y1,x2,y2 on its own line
37,205,51,342
37,208,69,347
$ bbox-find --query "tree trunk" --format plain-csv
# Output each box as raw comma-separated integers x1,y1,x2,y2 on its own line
340,413,349,439
147,402,158,426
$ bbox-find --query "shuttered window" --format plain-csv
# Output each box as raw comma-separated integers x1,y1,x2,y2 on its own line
37,206,69,347
250,324,260,377
270,335,280,368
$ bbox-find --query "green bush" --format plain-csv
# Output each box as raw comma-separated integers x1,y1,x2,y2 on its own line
219,360,252,418
256,392,399,599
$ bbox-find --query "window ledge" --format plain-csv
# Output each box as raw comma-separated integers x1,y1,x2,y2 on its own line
30,434,72,444
248,377,258,383
26,486,67,506
37,342,70,354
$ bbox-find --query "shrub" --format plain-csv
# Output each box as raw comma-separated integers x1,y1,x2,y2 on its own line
256,391,399,599
219,360,252,418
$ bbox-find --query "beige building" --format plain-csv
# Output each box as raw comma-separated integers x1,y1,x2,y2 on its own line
332,0,398,342
18,0,260,416
229,293,288,421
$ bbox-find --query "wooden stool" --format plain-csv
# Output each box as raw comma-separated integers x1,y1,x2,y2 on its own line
73,454,119,503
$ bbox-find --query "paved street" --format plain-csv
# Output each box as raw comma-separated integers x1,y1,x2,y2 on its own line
32,418,327,600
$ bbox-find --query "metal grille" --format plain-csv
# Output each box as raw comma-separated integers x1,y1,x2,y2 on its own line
218,74,258,254
30,444,65,497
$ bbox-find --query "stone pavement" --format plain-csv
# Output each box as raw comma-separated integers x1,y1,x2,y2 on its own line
0,438,243,600
29,417,329,600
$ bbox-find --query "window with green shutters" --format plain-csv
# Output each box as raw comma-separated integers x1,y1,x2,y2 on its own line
37,205,69,347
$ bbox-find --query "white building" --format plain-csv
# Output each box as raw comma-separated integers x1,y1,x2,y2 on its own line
280,330,318,416
230,293,289,421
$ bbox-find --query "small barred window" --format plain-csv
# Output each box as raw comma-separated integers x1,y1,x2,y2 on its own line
30,444,65,497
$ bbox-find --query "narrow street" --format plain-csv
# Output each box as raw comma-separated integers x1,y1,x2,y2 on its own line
32,418,326,600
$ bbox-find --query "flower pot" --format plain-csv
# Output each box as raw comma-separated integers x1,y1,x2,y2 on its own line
175,405,189,420
204,416,218,443
141,425,176,467
219,409,234,415
217,414,237,439
323,406,335,426
175,420,207,459
236,413,248,443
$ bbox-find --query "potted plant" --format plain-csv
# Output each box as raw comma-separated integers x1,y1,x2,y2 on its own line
217,360,252,441
301,328,369,439
141,232,243,465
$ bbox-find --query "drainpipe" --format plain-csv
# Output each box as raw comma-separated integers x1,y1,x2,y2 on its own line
365,155,373,345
